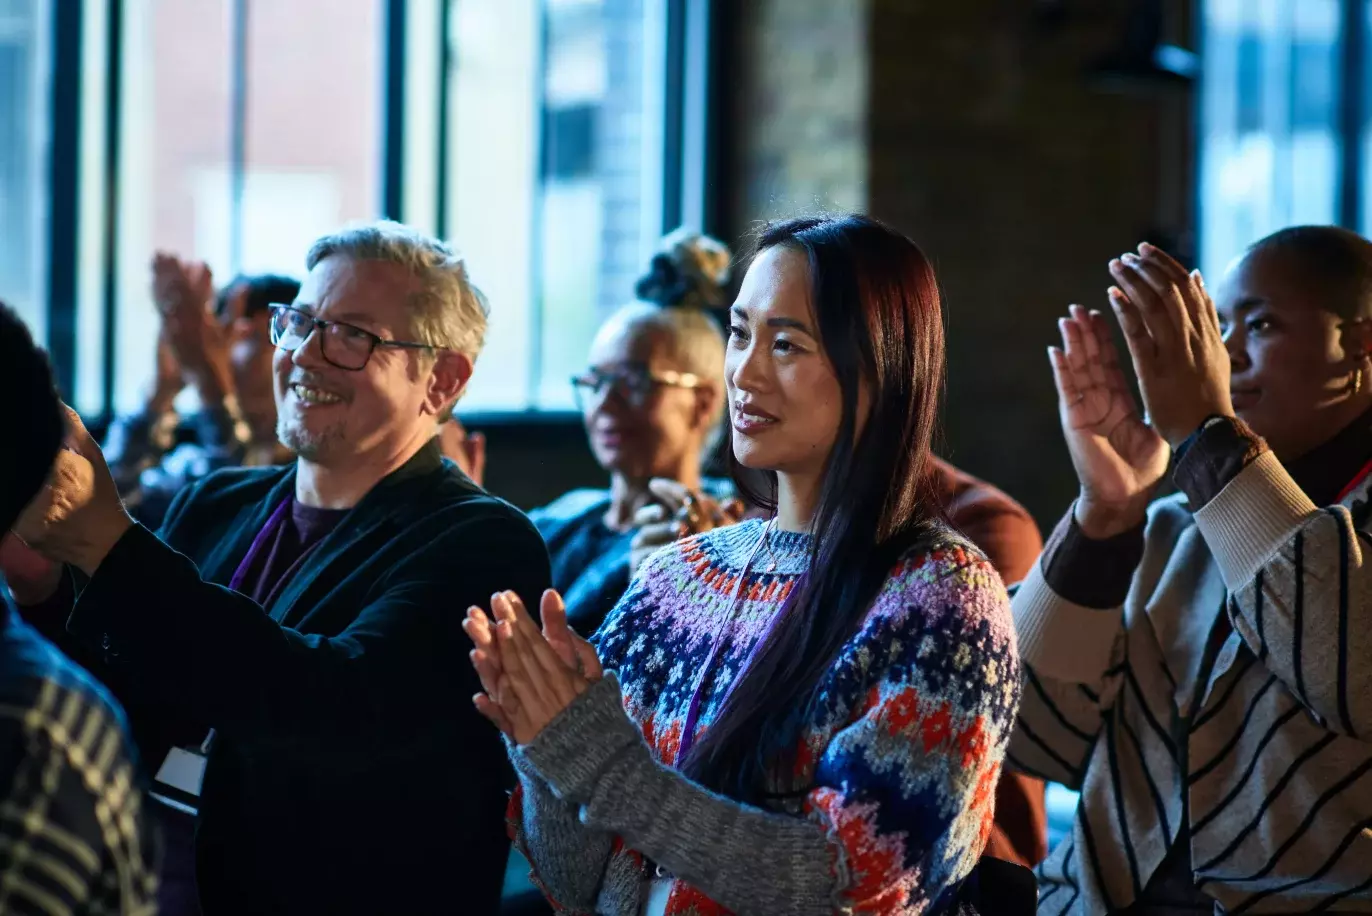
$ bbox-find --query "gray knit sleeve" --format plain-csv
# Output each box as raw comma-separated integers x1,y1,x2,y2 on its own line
508,741,615,914
516,675,842,916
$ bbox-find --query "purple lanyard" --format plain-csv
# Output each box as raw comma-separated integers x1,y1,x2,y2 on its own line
674,521,794,767
228,497,292,592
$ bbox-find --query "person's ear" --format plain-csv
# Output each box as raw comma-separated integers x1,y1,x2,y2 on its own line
692,383,721,436
426,351,474,418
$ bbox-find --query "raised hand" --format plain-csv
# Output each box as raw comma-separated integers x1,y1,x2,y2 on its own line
1049,304,1170,538
1107,243,1233,447
12,406,133,575
629,479,743,574
154,255,233,402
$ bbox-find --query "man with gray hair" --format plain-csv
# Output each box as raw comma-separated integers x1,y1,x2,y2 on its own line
2,221,551,914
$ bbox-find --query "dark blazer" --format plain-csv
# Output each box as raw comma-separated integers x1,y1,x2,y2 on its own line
62,442,551,914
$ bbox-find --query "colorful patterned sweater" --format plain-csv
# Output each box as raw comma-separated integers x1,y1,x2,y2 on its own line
507,518,1020,915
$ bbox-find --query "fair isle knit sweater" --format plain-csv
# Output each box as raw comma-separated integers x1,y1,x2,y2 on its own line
507,519,1020,915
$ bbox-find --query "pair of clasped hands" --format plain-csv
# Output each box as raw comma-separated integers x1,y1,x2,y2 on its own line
462,589,604,746
1050,242,1234,538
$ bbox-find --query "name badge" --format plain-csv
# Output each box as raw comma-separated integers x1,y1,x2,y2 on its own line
152,746,208,816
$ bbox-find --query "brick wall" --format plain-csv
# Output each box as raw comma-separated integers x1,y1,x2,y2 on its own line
723,0,869,233
721,0,1196,528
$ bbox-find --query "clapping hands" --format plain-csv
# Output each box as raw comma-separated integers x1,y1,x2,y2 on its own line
462,589,603,745
152,252,233,402
1050,243,1233,538
1106,243,1233,447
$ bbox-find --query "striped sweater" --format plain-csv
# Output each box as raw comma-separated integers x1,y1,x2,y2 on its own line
507,520,1019,915
1011,439,1372,914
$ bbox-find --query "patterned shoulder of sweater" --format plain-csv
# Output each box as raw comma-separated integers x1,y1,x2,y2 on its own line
582,518,1021,913
612,517,1016,650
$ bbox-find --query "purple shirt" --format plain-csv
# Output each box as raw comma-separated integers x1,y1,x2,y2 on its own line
239,500,349,608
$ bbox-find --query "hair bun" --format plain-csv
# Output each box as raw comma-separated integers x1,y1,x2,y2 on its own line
635,253,692,308
634,229,732,310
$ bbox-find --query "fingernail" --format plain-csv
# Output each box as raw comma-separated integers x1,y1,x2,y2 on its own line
1121,253,1140,265
1191,269,1205,287
1138,242,1154,254
1109,258,1121,270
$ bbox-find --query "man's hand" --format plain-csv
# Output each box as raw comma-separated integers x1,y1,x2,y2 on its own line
12,407,134,577
1107,243,1233,448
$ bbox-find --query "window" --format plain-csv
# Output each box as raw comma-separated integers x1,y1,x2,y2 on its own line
0,0,50,340
115,0,234,414
238,0,382,276
445,0,670,411
1198,0,1342,280
113,0,382,414
35,0,698,417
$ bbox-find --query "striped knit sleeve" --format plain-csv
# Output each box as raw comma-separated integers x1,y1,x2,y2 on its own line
1193,451,1372,738
513,547,1018,915
502,567,662,913
1008,555,1127,789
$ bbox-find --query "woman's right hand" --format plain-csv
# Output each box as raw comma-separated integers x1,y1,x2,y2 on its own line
1048,304,1170,538
463,589,600,740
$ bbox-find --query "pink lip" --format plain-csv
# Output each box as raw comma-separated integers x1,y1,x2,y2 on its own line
734,401,778,420
732,402,779,434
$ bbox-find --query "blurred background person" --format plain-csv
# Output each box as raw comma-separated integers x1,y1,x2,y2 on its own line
0,302,157,915
105,254,298,528
529,229,739,636
438,414,487,484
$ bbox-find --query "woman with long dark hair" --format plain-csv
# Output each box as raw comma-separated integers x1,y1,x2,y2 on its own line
465,215,1020,914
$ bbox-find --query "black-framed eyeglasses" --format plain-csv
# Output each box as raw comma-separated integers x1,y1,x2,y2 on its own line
268,304,436,371
570,363,702,412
